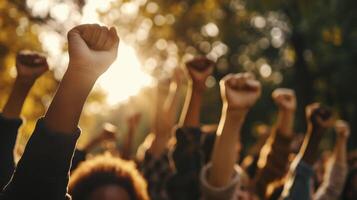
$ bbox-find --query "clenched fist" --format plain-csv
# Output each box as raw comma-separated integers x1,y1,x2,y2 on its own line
305,103,334,129
220,73,261,111
335,120,350,139
16,50,48,81
272,88,296,112
67,24,119,77
186,56,214,90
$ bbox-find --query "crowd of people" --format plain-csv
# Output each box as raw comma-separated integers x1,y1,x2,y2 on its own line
0,24,356,200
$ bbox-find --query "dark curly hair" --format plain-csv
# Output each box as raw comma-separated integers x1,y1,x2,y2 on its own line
69,154,149,200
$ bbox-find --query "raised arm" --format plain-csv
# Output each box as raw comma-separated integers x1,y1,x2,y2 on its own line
254,88,296,198
122,113,141,159
2,51,48,119
45,24,119,133
207,73,261,190
0,51,48,189
147,67,184,158
1,24,119,200
178,57,214,127
314,120,349,200
281,103,334,200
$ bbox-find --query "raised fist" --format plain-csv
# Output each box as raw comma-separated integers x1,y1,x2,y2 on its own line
272,88,296,112
305,103,334,129
220,73,261,111
335,120,350,139
67,24,119,77
16,50,48,81
185,56,214,87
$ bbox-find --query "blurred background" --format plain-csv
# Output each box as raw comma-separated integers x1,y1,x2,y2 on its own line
0,0,356,153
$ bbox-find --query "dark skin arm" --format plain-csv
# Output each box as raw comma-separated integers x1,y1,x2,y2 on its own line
0,51,48,189
3,51,48,119
300,104,334,166
178,57,214,127
44,24,119,133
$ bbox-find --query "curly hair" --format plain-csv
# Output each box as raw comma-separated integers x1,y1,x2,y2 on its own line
69,154,149,200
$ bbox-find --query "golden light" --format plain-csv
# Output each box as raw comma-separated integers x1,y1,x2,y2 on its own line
97,42,152,105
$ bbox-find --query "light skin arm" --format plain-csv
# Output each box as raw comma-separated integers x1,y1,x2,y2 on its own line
333,120,349,164
272,88,296,136
209,73,261,187
2,51,48,119
44,24,119,133
148,68,184,157
123,113,141,159
178,57,214,127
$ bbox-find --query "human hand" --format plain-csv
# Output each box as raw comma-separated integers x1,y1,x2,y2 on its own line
335,120,350,139
15,50,48,82
220,73,261,111
185,56,214,90
306,103,334,130
67,24,119,77
272,88,296,113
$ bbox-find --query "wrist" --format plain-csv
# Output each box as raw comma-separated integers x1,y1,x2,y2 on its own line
336,134,349,141
14,77,36,88
66,64,102,81
279,108,295,115
224,105,248,120
65,65,100,83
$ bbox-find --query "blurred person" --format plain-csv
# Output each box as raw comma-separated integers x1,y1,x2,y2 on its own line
69,154,148,200
0,50,48,190
0,23,120,199
241,124,271,179
122,113,141,160
280,104,348,200
167,56,216,200
341,167,357,200
253,88,297,199
136,66,184,200
71,123,118,172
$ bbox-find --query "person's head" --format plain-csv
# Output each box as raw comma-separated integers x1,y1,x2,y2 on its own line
69,154,149,200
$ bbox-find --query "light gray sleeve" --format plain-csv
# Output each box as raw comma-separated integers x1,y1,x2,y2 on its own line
313,159,348,200
200,163,241,200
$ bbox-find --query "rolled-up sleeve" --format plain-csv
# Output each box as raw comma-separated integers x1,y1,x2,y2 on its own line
200,163,240,200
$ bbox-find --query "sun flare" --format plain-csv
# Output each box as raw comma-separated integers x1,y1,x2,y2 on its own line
97,42,152,105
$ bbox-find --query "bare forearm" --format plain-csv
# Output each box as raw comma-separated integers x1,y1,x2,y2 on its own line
163,82,180,125
122,128,135,159
209,107,246,187
276,110,294,137
153,85,168,134
3,78,34,119
333,136,347,164
44,68,97,133
300,126,323,166
179,83,203,127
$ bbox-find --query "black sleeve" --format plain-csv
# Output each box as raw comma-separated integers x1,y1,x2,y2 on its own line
70,149,87,172
0,119,80,200
0,114,22,190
